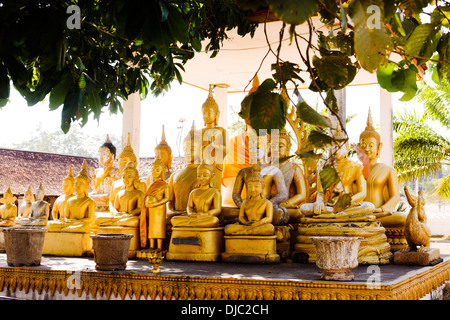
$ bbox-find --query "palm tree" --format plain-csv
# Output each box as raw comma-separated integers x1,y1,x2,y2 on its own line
393,83,450,198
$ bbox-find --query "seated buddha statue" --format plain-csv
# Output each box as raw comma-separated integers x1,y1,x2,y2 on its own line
0,187,17,227
109,133,146,211
95,161,144,227
200,85,227,190
171,162,221,228
90,135,119,211
232,137,289,225
224,165,275,236
47,160,95,233
357,108,405,250
51,166,75,220
18,185,34,220
16,183,50,227
140,155,170,251
275,129,307,222
167,121,202,221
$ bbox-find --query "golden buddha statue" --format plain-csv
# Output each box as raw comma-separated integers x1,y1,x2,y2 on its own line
140,155,170,251
16,183,50,227
200,85,227,190
109,133,146,210
357,108,406,250
171,162,221,228
47,160,95,233
51,166,75,220
225,165,274,236
95,161,144,227
276,129,307,222
167,121,202,221
90,135,119,211
18,185,34,220
0,187,17,227
232,137,289,225
153,125,173,181
294,122,392,265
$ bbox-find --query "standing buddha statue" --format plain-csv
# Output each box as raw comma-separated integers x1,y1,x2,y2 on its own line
153,125,173,181
357,108,406,251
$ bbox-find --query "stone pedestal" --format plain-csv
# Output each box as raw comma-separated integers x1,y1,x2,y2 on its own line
3,228,47,267
98,226,140,258
221,235,280,264
310,236,362,281
43,232,93,257
394,248,442,266
91,233,133,271
167,227,224,261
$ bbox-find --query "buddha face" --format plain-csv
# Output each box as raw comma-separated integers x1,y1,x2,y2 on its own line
99,147,115,167
24,191,34,203
359,136,380,161
278,138,291,158
123,169,137,188
248,180,263,198
152,164,165,180
3,192,14,205
333,142,349,161
197,167,212,187
202,105,218,127
74,177,89,196
155,148,172,170
118,157,135,175
35,187,45,201
63,179,75,195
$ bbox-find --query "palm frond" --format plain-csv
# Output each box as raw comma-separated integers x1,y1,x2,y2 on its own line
434,174,450,199
415,84,450,130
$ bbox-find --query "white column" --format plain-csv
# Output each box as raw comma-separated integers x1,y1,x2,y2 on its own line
122,91,141,167
335,88,346,130
379,87,394,167
214,84,229,129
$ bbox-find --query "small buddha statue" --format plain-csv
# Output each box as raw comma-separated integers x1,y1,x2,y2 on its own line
357,108,405,249
232,137,289,225
167,121,202,221
276,129,307,222
0,187,17,227
224,165,275,236
200,85,227,189
171,162,221,228
140,155,170,251
51,166,75,220
90,135,119,211
47,160,95,233
16,183,50,227
95,161,144,227
18,185,34,220
152,125,173,181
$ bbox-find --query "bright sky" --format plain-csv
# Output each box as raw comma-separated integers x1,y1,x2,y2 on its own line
0,81,417,158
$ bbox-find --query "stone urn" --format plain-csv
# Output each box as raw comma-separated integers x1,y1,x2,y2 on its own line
310,236,362,281
3,228,47,267
90,233,133,271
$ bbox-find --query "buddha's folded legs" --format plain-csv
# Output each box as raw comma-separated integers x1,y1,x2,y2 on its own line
224,222,274,236
171,215,220,228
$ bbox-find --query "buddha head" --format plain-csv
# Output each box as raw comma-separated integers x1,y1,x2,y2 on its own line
332,121,349,162
74,160,90,196
99,134,116,168
151,154,167,182
183,121,202,164
2,187,17,205
122,161,139,189
278,129,292,159
35,183,45,201
24,185,35,204
359,108,382,161
154,125,172,171
202,85,220,128
118,133,138,176
247,165,265,198
197,162,215,187
62,166,75,196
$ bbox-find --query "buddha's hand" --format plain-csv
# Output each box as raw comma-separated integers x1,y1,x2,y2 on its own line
313,201,325,215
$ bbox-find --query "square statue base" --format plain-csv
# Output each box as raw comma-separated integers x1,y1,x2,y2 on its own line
98,226,139,258
42,232,93,257
221,235,280,264
166,227,224,262
394,247,443,266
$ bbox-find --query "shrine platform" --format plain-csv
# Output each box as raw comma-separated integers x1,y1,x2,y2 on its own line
0,251,449,301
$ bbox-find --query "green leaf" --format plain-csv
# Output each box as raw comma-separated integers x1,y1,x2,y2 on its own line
377,61,397,92
268,0,319,25
296,96,331,128
49,72,72,111
307,130,334,149
333,193,352,212
312,54,357,89
271,61,304,86
405,23,438,64
320,164,340,191
167,5,189,44
0,63,10,100
348,0,392,72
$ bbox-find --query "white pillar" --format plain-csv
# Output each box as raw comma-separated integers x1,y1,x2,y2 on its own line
122,91,141,167
335,88,346,130
379,87,394,167
214,84,229,129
